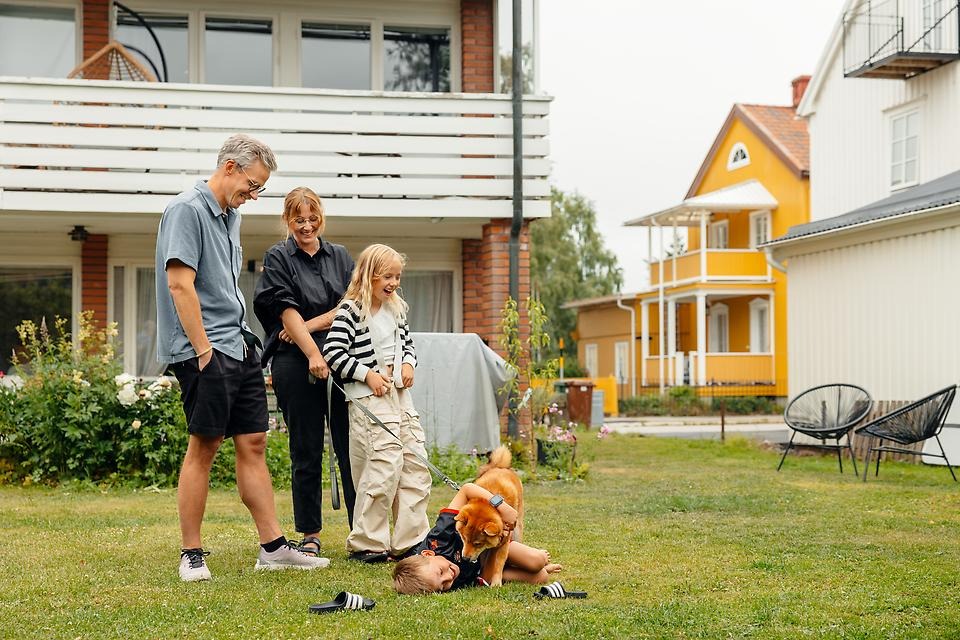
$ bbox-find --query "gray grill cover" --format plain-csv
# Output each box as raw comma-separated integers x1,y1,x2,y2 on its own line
408,332,511,453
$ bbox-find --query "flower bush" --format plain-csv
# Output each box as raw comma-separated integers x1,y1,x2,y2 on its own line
0,313,289,487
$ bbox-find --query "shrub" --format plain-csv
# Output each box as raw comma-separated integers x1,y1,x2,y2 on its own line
711,396,782,415
0,313,290,487
618,394,667,416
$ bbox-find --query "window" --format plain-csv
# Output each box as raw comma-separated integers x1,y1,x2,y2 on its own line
749,211,771,249
727,142,750,170
614,341,629,384
749,298,770,353
0,4,75,77
383,25,450,92
496,0,535,93
115,10,189,83
0,266,73,374
708,303,729,353
923,0,944,51
301,23,371,90
709,220,729,249
400,271,454,332
891,110,919,189
584,343,598,377
205,17,273,86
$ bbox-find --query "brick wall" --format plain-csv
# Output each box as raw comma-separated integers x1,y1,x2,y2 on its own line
461,0,495,92
81,234,108,328
82,0,111,64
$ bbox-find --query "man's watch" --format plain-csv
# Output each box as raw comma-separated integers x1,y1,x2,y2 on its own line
488,494,505,508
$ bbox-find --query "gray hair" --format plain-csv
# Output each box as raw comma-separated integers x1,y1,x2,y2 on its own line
217,134,278,172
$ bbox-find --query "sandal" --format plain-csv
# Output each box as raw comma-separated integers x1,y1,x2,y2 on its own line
534,581,588,599
308,591,375,615
348,550,389,564
297,536,322,557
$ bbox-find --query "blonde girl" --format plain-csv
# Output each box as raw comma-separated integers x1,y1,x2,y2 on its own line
322,244,431,562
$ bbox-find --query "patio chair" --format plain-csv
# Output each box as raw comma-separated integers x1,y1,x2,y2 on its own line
777,383,872,475
855,385,957,483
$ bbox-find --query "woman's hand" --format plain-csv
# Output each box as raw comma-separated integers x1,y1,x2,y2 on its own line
401,363,415,388
365,370,393,397
497,502,518,533
307,353,329,379
278,328,293,343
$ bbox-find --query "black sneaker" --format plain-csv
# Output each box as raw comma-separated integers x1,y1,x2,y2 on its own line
348,550,389,564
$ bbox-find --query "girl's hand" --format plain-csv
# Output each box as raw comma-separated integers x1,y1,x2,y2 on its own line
401,363,415,388
497,502,518,533
365,370,393,397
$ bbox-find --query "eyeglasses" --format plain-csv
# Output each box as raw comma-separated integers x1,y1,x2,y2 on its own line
293,215,321,227
236,163,267,195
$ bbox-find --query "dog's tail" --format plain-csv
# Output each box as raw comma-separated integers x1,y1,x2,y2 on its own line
477,445,512,477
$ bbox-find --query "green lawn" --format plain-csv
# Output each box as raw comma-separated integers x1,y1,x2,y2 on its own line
3,433,960,639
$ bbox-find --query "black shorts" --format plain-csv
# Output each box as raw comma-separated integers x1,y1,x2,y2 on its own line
171,348,269,439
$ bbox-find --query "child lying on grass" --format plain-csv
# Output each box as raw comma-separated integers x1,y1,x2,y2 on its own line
392,482,562,594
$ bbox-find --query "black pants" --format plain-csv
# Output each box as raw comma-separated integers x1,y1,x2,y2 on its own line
271,349,355,532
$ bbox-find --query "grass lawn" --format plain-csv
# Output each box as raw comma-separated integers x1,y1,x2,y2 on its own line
3,433,960,639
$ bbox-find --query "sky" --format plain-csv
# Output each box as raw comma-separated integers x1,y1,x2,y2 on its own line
538,1,842,291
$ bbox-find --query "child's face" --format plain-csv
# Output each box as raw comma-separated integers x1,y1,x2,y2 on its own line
371,256,403,306
419,551,460,592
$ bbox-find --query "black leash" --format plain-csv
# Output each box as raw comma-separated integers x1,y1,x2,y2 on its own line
313,373,461,492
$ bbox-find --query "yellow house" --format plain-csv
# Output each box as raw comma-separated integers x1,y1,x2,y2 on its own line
568,78,811,400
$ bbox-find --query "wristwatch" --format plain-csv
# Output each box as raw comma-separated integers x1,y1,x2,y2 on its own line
488,494,505,508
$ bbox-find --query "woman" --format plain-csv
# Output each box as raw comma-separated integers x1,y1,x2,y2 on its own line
254,187,355,556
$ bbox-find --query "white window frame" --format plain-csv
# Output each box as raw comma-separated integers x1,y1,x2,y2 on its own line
708,303,729,353
749,210,771,250
614,340,628,383
889,108,920,191
727,142,750,171
709,220,729,249
584,343,598,378
1,0,81,75
108,260,154,375
922,0,944,51
749,298,770,353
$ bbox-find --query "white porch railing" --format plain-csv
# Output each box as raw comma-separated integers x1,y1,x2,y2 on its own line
0,77,551,218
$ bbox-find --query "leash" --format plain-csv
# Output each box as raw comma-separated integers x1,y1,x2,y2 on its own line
314,373,461,492
325,376,341,510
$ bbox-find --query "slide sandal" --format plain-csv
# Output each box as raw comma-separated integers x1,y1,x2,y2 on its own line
308,591,375,614
534,582,588,599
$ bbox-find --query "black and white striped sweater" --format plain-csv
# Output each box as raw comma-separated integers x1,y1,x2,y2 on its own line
322,300,416,397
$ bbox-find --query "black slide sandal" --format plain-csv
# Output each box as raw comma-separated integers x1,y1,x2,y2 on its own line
309,591,375,614
534,581,588,599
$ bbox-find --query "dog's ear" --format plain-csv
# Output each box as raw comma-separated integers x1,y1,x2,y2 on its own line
482,523,500,537
454,512,466,523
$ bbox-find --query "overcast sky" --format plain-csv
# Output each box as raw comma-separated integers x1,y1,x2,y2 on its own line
538,1,842,291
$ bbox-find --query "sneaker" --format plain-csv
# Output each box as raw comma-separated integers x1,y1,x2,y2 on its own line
179,548,212,582
255,543,331,571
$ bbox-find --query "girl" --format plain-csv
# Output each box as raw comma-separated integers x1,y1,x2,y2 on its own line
322,243,431,562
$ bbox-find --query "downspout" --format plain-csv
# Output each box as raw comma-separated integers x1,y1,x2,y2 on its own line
651,217,665,395
616,294,637,398
507,0,523,439
763,247,787,273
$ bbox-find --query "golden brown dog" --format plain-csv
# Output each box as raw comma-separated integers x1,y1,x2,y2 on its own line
454,445,524,585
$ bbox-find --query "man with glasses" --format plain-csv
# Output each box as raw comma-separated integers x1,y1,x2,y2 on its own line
156,134,330,581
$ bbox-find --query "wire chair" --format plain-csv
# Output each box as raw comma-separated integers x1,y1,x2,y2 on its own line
778,383,873,475
855,385,957,482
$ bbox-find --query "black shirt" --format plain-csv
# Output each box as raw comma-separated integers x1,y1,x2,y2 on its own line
409,509,484,590
253,236,354,366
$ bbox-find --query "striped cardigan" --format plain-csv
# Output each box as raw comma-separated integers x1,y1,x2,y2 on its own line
322,299,416,397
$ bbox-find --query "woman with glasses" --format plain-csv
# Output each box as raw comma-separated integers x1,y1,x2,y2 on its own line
254,187,356,558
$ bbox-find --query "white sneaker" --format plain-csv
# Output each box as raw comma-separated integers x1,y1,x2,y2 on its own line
179,548,212,582
255,543,331,571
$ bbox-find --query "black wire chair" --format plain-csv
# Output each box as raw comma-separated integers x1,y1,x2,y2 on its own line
854,385,957,483
778,383,873,475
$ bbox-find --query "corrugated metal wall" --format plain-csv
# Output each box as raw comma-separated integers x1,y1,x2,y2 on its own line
787,223,960,418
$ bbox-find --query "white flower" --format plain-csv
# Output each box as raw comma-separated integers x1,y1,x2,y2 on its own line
131,419,141,431
114,373,136,387
147,376,173,393
137,388,152,401
0,375,23,391
71,370,85,385
117,383,138,406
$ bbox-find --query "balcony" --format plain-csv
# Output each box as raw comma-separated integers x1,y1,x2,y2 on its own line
844,0,960,79
643,353,778,395
648,249,770,287
0,77,551,225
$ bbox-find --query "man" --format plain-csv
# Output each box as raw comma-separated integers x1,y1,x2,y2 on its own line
156,134,329,581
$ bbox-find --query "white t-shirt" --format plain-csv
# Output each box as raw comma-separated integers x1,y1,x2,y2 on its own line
369,306,398,365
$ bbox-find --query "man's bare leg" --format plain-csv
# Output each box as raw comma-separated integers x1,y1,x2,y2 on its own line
178,434,223,548
234,432,283,543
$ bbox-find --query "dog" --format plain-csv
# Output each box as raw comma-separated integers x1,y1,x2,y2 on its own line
454,445,524,586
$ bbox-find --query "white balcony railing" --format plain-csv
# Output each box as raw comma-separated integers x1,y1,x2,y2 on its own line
0,77,551,219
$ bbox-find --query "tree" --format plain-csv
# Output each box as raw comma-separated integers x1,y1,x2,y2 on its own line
530,188,623,360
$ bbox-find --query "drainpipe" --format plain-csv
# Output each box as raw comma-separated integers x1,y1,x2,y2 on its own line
615,294,637,397
507,0,523,439
763,247,787,273
651,217,666,395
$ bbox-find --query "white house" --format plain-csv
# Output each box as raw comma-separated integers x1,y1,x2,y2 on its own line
766,0,960,410
0,0,549,376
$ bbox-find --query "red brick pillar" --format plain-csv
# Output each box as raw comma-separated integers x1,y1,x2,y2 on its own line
81,234,108,328
461,0,495,92
82,0,111,63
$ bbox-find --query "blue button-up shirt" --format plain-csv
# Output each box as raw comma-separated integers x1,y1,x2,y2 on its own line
155,180,255,364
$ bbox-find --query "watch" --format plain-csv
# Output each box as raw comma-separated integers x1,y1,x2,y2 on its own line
488,494,504,508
